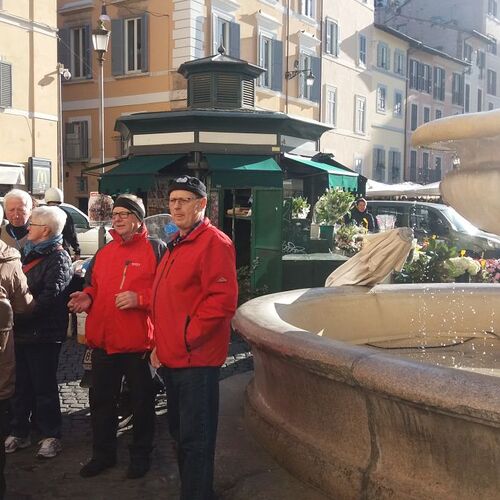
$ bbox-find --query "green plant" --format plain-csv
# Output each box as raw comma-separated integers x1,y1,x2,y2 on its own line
314,188,355,226
291,196,311,219
334,223,367,256
393,236,458,283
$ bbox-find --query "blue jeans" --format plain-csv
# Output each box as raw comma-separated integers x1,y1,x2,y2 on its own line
163,366,220,500
11,342,62,439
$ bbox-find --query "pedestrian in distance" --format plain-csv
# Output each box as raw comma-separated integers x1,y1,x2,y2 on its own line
150,176,238,500
0,202,33,499
44,187,81,261
0,189,33,254
6,206,73,459
68,194,166,480
346,197,377,232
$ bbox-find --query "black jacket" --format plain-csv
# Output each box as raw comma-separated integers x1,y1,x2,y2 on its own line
14,243,73,343
348,208,377,232
59,206,81,255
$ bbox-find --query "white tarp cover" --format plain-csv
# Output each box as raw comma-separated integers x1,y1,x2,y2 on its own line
366,180,440,197
0,164,25,185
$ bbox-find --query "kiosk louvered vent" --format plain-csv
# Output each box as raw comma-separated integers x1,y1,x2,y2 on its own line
215,73,240,108
190,74,212,108
241,78,255,107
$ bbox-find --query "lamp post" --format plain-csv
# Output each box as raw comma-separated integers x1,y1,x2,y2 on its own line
57,63,71,191
92,16,110,249
284,59,315,113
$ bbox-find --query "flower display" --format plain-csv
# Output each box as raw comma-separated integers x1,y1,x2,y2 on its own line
443,256,481,278
334,224,367,256
480,258,500,283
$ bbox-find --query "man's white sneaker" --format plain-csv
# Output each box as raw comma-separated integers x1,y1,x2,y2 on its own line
4,435,31,454
36,438,62,459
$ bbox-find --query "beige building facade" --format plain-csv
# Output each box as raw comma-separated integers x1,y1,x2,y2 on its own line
0,0,59,197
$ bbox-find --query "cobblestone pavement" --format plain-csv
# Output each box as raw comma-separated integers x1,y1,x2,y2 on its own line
4,333,255,500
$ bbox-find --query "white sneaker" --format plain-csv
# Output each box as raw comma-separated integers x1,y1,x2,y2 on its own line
36,438,62,459
5,435,31,454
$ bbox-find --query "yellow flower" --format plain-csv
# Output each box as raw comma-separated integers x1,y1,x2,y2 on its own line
480,258,486,269
460,249,466,257
431,234,437,239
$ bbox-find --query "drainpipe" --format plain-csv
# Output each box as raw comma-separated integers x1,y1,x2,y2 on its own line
404,47,411,181
285,0,290,114
318,0,324,152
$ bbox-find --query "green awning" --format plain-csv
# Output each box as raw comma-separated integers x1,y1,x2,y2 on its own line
207,154,282,188
99,154,182,194
284,153,358,191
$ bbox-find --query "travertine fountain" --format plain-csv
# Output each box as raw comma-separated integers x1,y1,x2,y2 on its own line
232,110,500,500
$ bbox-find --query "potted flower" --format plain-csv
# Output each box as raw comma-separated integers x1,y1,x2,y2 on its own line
444,255,481,282
314,188,355,240
291,196,311,219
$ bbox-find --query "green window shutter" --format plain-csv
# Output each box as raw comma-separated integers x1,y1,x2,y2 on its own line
141,13,149,72
111,18,124,76
271,39,283,91
0,62,12,108
229,22,240,58
83,24,93,79
58,27,71,71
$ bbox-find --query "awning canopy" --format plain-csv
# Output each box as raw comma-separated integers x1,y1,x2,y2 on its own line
99,154,182,194
366,180,441,198
284,153,358,190
207,154,282,188
0,164,25,185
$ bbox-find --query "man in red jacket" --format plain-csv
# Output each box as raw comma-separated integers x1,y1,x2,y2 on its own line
151,176,238,500
68,194,165,480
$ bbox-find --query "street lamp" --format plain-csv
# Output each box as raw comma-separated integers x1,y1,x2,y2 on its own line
92,15,110,249
284,59,315,113
92,19,110,167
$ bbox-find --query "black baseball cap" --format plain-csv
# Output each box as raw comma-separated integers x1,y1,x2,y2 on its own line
167,176,207,198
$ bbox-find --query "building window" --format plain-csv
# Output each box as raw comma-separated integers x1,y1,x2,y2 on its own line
435,109,442,120
325,19,339,56
463,42,473,62
301,0,315,18
423,106,430,123
478,88,483,111
434,157,442,181
409,59,418,89
75,175,88,194
259,35,273,88
0,61,12,108
422,152,430,183
373,148,386,182
465,83,470,112
389,150,401,183
299,53,312,100
70,27,87,79
477,50,485,79
65,121,89,162
433,67,445,101
125,17,142,72
326,87,337,126
358,34,367,66
487,69,497,95
452,73,464,105
215,17,229,52
411,103,418,130
488,37,498,55
422,64,432,93
394,90,403,118
354,157,363,174
355,95,366,134
394,49,405,76
410,150,417,181
377,85,387,113
489,102,495,110
377,42,390,70
489,0,498,17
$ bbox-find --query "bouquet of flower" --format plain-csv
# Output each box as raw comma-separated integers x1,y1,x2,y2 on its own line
481,258,500,283
443,256,481,278
334,223,367,256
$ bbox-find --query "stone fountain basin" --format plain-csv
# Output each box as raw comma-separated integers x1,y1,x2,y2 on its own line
232,284,500,500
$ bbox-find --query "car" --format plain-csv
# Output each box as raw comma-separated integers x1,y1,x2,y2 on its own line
367,200,500,258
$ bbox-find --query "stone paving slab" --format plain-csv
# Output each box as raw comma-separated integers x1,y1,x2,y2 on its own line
4,336,329,500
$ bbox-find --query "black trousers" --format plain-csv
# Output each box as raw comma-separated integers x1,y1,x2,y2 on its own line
89,349,155,462
0,399,9,500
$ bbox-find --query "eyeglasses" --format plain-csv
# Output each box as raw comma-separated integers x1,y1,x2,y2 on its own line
111,211,133,220
28,222,46,227
168,197,197,207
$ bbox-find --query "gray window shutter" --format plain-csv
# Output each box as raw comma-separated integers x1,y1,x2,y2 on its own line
310,56,320,102
83,25,93,79
58,27,71,71
80,121,89,159
377,43,382,67
141,13,149,72
271,40,283,91
0,62,12,108
229,22,240,58
111,19,124,76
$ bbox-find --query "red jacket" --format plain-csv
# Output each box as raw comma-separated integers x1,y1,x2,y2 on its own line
151,218,238,368
83,227,157,354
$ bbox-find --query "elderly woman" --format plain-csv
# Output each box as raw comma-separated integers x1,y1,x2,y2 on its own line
5,206,72,459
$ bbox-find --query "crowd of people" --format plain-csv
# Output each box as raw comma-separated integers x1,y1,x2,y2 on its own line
0,177,238,500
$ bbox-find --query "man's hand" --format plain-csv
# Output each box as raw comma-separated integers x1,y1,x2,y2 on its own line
115,291,138,310
150,347,162,369
68,291,92,313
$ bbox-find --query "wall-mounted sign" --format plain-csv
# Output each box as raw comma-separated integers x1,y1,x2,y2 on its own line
28,157,52,195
